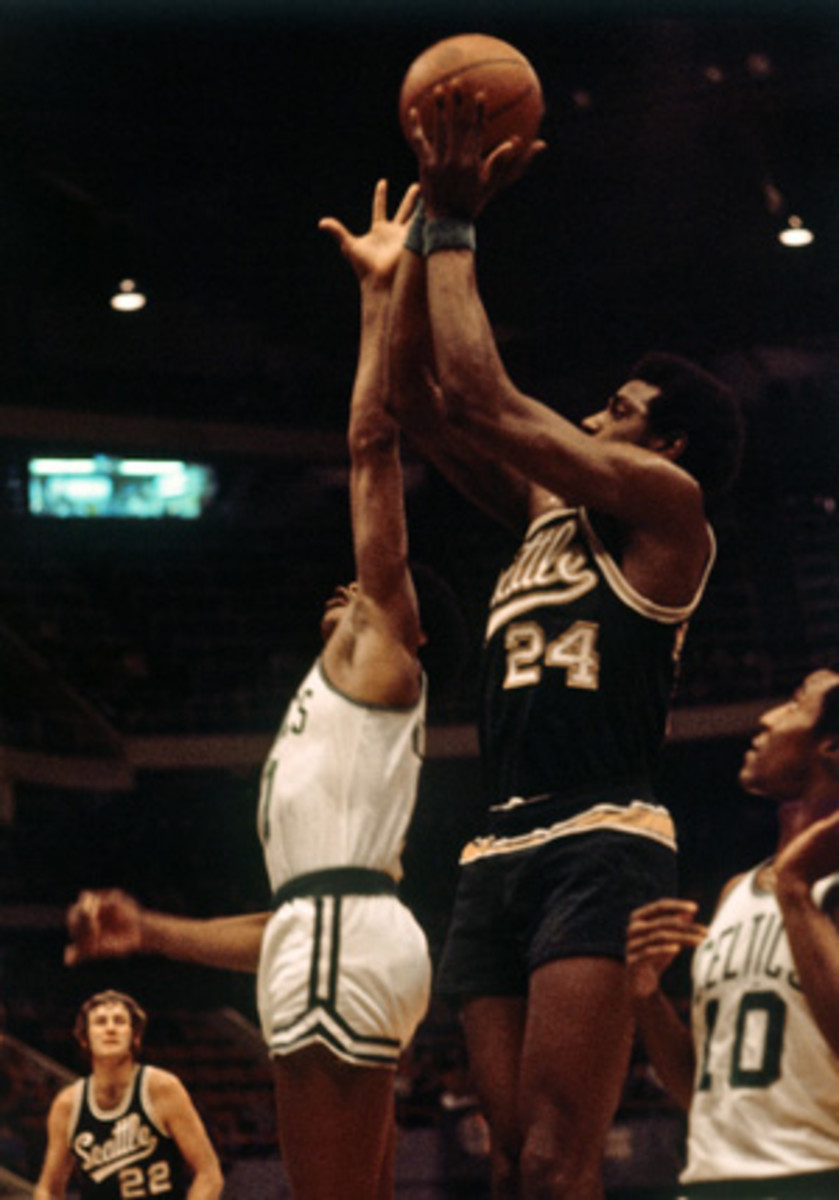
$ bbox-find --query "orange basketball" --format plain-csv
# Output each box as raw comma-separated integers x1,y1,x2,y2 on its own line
399,33,544,155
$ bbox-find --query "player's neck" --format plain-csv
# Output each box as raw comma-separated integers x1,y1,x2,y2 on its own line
91,1058,136,1109
754,858,776,893
777,787,838,848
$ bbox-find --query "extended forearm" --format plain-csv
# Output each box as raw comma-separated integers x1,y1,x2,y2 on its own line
776,879,839,1055
350,278,394,432
387,247,445,438
424,247,506,419
633,990,696,1111
140,910,268,974
398,244,531,528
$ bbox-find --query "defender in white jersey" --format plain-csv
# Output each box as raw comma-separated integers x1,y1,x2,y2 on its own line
256,656,429,1067
627,669,839,1198
64,180,439,1200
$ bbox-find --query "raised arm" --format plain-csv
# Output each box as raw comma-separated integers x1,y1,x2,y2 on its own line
318,181,425,703
64,888,268,973
775,810,839,1056
387,221,533,532
408,87,709,542
625,897,708,1111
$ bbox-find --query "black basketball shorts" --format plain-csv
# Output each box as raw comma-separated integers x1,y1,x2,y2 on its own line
435,828,678,1001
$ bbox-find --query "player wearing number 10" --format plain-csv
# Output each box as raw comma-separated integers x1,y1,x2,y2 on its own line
627,669,839,1198
34,990,223,1200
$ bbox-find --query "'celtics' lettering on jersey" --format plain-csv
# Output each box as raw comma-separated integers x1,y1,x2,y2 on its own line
694,909,801,998
480,506,713,808
683,870,839,1185
68,1067,186,1199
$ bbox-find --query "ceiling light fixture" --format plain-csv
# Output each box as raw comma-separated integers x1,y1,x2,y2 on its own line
110,278,147,312
777,214,814,248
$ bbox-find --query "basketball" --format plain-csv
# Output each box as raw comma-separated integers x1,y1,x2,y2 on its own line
399,33,544,155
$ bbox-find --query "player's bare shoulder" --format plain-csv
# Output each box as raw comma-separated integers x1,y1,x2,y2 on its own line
44,1079,81,1142
50,1080,81,1121
145,1064,188,1103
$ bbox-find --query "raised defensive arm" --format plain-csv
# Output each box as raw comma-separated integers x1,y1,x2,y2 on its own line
319,180,423,658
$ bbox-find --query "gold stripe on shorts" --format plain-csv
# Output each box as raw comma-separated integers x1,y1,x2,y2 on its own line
459,800,677,864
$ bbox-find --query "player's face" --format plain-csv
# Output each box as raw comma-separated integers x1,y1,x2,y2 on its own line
320,583,359,643
86,1001,135,1061
739,670,839,799
582,380,662,446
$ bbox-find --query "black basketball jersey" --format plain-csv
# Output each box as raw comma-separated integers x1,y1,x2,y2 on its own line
68,1065,187,1200
479,505,712,814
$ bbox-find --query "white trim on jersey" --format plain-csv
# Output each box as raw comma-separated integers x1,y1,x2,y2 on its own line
579,508,717,624
85,1065,139,1122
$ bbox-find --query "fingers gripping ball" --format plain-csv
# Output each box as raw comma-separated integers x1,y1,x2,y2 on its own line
399,33,544,154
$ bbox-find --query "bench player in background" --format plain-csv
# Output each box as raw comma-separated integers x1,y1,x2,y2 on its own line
35,989,223,1200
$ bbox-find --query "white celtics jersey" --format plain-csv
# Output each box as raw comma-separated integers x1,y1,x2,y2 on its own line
682,866,839,1184
257,658,426,891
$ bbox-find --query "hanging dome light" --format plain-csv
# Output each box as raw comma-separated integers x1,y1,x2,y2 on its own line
778,214,814,248
110,278,147,311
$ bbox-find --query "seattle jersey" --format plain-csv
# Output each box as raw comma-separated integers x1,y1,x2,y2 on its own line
479,505,714,811
258,658,426,892
683,867,839,1184
67,1066,186,1199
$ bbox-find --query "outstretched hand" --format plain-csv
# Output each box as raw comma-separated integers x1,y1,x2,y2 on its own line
625,898,708,1000
407,83,545,220
319,179,420,283
65,888,145,966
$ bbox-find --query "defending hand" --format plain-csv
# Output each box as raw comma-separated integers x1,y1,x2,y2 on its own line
319,179,420,283
65,888,145,966
626,898,708,999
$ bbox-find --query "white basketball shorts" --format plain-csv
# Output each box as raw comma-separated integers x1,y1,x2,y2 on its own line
257,891,431,1068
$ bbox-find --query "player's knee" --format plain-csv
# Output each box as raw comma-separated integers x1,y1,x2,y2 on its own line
520,1148,599,1200
485,1123,522,1197
519,1120,601,1199
489,1144,521,1198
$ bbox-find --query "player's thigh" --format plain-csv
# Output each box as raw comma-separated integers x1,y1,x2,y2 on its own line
271,1046,396,1199
461,993,526,1146
521,956,633,1137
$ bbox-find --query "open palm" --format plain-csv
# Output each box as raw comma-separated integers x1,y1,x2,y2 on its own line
319,179,419,282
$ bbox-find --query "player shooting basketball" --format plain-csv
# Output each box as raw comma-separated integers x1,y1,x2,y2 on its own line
388,58,744,1200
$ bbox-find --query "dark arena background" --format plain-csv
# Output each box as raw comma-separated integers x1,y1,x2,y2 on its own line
1,1,838,1195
